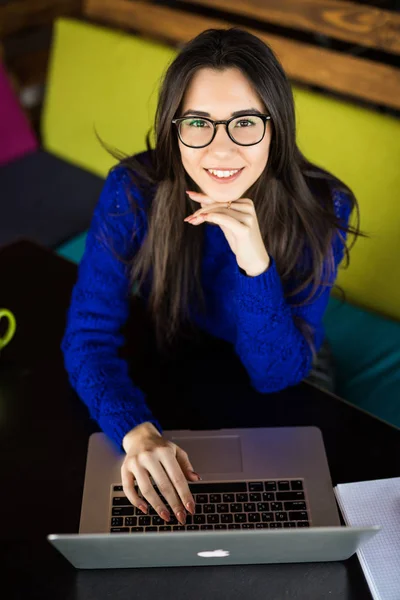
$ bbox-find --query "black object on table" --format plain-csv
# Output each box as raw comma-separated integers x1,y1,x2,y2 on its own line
0,240,399,600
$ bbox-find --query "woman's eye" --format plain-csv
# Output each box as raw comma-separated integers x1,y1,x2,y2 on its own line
189,119,209,127
236,119,254,127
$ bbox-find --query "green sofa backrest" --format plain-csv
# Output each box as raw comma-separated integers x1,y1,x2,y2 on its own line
42,18,400,321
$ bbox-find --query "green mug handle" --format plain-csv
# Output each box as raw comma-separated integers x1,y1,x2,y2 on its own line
0,309,16,350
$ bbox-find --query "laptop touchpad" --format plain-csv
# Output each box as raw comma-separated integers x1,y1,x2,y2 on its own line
171,435,243,473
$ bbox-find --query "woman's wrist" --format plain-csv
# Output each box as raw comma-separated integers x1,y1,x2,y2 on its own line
122,421,160,453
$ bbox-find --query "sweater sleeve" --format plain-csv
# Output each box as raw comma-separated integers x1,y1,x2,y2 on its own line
61,167,162,448
233,189,352,392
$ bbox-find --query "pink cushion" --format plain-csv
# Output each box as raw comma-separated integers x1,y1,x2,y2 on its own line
0,62,38,166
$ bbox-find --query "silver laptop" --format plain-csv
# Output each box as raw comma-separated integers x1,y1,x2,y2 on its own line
48,426,379,568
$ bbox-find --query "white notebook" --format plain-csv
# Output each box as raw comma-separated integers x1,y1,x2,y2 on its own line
334,477,400,600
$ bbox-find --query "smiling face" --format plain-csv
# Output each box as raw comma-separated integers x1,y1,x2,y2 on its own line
177,67,272,202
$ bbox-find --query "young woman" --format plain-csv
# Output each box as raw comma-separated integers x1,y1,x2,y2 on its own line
62,27,360,528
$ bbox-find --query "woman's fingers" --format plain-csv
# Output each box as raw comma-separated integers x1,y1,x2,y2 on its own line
188,209,249,232
162,447,197,515
131,460,172,522
140,455,188,525
121,462,148,514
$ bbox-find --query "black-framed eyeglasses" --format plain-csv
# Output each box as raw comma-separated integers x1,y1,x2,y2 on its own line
171,113,271,148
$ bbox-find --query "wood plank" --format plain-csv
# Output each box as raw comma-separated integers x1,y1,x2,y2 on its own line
0,0,82,37
84,0,400,111
183,0,400,54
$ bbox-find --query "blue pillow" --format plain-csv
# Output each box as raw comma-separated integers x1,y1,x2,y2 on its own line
324,297,400,429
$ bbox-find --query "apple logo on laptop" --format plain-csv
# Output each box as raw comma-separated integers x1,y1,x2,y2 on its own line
197,549,230,558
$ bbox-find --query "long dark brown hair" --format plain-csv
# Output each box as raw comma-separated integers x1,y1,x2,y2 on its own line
101,27,363,352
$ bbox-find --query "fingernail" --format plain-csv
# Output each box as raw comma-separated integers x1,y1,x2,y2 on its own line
177,510,186,525
191,471,202,481
161,510,170,522
186,501,195,514
185,190,193,195
139,504,148,514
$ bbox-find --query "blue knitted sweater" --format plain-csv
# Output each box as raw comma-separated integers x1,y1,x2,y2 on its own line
61,158,351,448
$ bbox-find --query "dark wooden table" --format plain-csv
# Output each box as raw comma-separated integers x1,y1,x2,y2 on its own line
0,239,399,600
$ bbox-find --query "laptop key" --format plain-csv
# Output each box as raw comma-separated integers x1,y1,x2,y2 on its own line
276,491,305,501
248,513,261,523
242,523,255,529
194,515,206,524
230,503,243,513
278,481,290,491
284,501,307,511
297,521,310,527
173,526,186,531
263,492,275,502
214,524,227,530
275,512,288,521
222,494,235,503
145,527,157,532
249,493,261,502
131,527,144,532
264,482,277,491
112,506,134,516
269,523,283,528
187,525,200,530
216,504,229,513
153,516,164,526
289,511,309,521
111,528,129,533
236,493,248,502
256,523,269,528
257,502,269,512
291,480,304,490
244,503,256,512
271,502,283,511
139,516,151,526
228,524,241,529
196,494,208,503
248,482,263,492
112,496,131,506
113,485,123,492
195,504,203,514
111,517,123,527
284,522,297,528
201,525,213,530
203,504,215,514
125,517,137,526
234,514,246,523
221,514,233,523
207,514,220,524
189,482,247,493
159,526,172,531
210,494,221,503
262,512,274,522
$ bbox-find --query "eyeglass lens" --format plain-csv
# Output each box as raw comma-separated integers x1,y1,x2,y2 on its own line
178,116,265,147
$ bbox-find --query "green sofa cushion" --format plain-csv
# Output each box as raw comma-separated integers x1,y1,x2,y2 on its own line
56,230,88,263
324,297,400,428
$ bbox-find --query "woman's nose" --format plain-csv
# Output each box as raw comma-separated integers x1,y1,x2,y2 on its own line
210,123,236,150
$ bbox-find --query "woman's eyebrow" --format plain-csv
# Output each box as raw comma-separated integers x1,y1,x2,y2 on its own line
181,108,262,117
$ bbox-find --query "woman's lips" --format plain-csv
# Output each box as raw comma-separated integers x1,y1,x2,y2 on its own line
204,167,244,183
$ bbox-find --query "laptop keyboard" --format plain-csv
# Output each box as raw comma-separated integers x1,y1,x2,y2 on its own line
110,480,311,533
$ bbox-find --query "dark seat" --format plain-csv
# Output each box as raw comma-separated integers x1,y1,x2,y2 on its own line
0,150,104,248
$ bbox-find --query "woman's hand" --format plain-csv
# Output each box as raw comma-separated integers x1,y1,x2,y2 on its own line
185,191,270,277
121,422,201,525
